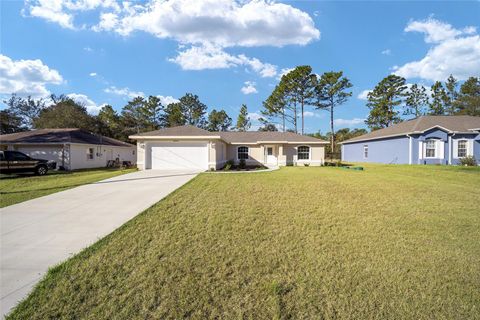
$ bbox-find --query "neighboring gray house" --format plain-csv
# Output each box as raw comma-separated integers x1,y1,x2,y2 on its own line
341,116,480,165
0,129,136,170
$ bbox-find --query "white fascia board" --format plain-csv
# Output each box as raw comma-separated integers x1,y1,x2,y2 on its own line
286,141,328,145
129,135,221,140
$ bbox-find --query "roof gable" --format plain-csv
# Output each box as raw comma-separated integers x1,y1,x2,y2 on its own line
130,125,217,137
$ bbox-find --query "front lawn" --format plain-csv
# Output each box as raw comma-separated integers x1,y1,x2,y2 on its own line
0,168,136,208
7,165,480,319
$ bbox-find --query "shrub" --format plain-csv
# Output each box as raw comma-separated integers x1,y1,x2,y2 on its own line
239,159,246,169
303,163,310,167
459,156,477,166
223,160,234,171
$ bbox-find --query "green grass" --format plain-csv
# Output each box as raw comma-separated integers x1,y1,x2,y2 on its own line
7,165,480,319
0,168,136,208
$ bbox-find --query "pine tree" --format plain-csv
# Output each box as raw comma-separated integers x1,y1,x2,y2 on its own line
235,104,251,131
365,75,406,130
404,84,429,117
314,71,353,152
454,77,480,116
207,109,232,131
429,81,447,115
444,75,459,115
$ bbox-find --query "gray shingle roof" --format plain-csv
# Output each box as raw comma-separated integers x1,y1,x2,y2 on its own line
219,131,327,143
0,129,134,147
130,125,328,143
342,115,480,144
130,125,218,137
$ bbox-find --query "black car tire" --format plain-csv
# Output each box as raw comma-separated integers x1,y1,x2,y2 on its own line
35,165,48,176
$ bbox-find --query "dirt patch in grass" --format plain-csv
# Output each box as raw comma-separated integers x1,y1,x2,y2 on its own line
7,165,480,319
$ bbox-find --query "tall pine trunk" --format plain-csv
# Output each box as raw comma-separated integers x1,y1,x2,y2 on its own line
301,98,304,135
282,107,285,132
293,100,297,133
330,103,334,155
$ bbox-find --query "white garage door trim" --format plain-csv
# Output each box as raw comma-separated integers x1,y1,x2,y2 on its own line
149,142,208,170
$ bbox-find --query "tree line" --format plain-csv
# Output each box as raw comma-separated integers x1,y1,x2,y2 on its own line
365,75,480,130
0,93,253,141
1,67,479,150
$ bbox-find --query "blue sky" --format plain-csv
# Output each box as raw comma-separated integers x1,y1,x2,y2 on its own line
1,0,479,133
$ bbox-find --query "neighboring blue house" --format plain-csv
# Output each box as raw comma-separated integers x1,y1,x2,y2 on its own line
341,116,480,165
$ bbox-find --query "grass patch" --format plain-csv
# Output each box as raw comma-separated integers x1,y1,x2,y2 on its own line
7,165,480,319
0,168,136,208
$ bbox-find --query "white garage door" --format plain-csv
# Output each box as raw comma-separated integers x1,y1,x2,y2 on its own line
150,142,208,170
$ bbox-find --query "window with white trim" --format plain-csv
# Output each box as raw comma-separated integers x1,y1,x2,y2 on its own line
425,140,436,158
237,146,249,160
457,140,467,158
86,148,94,160
297,146,310,160
363,145,368,159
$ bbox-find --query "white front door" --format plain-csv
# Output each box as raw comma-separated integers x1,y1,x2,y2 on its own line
149,142,208,170
266,146,277,165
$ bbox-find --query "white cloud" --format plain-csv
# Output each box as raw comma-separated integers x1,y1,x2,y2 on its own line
157,95,178,105
25,0,120,30
26,0,319,48
303,111,323,118
247,112,262,121
393,18,480,81
25,1,319,79
404,17,475,44
381,49,391,55
169,45,278,77
66,93,102,114
104,86,145,99
241,81,257,95
333,118,365,127
91,0,319,48
357,90,371,100
89,72,97,76
277,67,294,80
0,54,63,97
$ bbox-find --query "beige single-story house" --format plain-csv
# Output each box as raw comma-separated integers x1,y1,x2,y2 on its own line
0,128,136,170
129,125,328,170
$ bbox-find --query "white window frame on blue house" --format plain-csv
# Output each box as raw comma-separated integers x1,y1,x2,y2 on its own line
453,139,474,159
363,145,368,159
422,138,444,160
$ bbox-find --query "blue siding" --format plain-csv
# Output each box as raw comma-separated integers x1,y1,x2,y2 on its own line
342,136,409,164
342,129,479,166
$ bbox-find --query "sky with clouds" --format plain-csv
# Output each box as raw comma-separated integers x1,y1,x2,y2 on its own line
1,0,479,133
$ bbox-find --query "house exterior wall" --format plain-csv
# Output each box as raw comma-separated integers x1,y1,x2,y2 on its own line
212,140,227,169
226,144,264,165
342,129,479,166
1,143,135,170
134,139,326,170
226,144,325,166
69,143,135,170
342,136,410,164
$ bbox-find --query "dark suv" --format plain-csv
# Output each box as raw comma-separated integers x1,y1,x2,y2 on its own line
0,151,50,175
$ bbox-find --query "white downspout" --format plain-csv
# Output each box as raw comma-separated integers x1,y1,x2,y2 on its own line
449,133,456,165
406,134,412,165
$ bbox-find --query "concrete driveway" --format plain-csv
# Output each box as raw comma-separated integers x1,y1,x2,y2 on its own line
0,169,199,317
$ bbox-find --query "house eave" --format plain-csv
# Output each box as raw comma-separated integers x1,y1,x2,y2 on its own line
129,135,222,140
